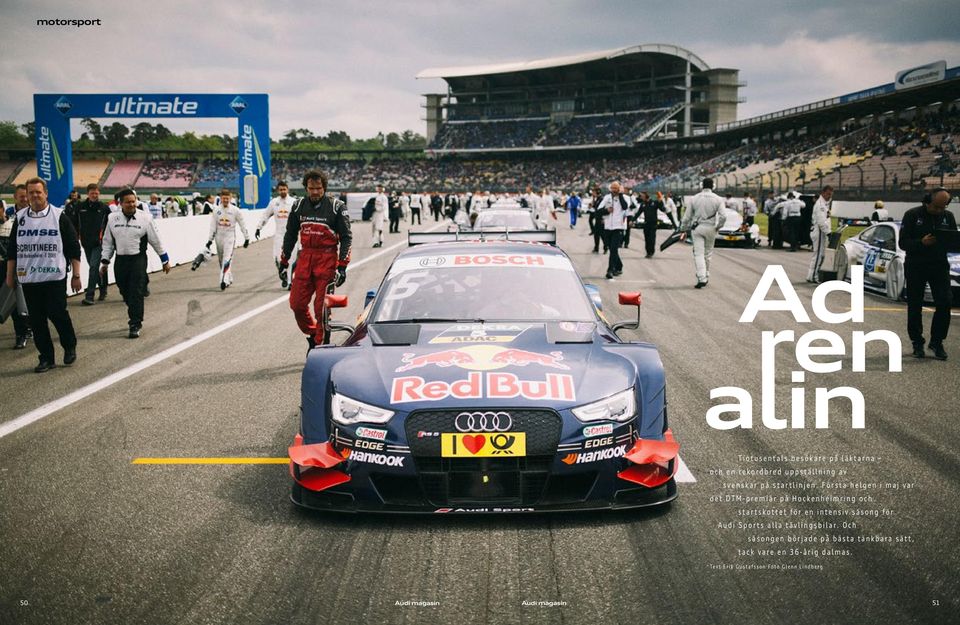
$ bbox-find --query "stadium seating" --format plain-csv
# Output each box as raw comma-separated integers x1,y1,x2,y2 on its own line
71,160,109,188
541,109,669,147
103,160,143,188
135,160,196,188
0,160,25,186
429,119,549,150
195,158,235,188
11,161,39,186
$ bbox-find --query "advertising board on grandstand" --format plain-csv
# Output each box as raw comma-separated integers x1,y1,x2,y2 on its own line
33,93,270,208
895,60,946,90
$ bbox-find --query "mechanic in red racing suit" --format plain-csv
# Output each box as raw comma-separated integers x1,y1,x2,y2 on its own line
280,170,352,349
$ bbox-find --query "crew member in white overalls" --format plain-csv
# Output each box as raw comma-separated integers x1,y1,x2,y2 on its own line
807,186,834,283
680,178,726,289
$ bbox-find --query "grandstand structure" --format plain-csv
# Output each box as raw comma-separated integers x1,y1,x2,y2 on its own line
418,44,742,151
1,58,958,201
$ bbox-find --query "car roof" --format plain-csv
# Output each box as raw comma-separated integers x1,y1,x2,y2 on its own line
397,240,567,260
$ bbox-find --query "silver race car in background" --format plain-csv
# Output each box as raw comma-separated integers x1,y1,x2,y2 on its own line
833,220,960,300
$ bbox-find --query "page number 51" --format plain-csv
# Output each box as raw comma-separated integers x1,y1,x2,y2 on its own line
932,600,940,607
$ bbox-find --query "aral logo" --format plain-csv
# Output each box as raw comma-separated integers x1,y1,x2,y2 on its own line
230,96,248,115
55,96,72,115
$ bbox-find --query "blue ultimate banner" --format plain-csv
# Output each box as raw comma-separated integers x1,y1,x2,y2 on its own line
33,93,270,208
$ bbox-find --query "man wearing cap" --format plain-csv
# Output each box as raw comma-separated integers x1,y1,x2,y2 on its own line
5,178,82,372
99,189,171,338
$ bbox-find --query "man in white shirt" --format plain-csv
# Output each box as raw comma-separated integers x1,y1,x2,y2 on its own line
409,191,422,225
596,181,630,279
206,189,250,289
256,181,298,288
742,192,758,226
662,191,679,229
535,189,556,228
146,193,164,219
724,194,741,214
100,189,170,337
680,178,726,288
777,192,805,252
372,185,388,247
807,186,833,283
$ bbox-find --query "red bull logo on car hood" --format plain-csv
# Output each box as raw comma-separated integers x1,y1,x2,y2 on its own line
395,345,569,373
390,346,576,404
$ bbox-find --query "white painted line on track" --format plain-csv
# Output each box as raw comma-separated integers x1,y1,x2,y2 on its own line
675,456,697,483
0,227,444,441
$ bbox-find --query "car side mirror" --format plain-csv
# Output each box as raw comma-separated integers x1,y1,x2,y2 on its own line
325,294,348,309
323,294,354,341
612,291,641,337
365,289,377,308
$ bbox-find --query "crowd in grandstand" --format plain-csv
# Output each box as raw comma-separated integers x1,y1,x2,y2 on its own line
429,119,548,150
2,105,958,197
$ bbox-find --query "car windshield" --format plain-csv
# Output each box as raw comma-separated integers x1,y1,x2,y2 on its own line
475,212,535,229
372,252,596,322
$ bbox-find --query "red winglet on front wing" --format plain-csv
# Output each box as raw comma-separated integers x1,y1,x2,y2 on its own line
617,429,679,488
289,434,351,492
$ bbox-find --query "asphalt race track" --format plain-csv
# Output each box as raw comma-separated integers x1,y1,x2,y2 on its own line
1,215,957,625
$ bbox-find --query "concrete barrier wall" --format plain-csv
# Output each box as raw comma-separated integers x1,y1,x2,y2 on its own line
79,209,271,293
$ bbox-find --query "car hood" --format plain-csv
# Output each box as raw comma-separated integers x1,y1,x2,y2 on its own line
325,322,641,411
719,209,744,232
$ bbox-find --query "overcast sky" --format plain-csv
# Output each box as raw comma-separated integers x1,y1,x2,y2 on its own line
2,0,958,139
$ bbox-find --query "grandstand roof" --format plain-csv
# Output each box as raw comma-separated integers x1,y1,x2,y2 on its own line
416,43,710,80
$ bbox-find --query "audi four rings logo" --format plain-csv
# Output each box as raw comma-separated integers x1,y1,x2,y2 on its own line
454,411,513,432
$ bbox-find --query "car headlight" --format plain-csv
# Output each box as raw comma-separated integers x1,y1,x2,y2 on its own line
572,388,636,423
330,392,394,425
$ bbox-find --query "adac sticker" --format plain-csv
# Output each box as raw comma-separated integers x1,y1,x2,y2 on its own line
429,324,529,345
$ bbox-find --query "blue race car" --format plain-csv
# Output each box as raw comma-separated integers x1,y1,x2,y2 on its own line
289,233,680,513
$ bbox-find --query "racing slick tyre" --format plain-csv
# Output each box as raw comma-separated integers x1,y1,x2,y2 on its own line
886,258,906,301
835,246,849,281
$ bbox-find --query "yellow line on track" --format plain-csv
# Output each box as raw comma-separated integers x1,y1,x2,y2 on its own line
132,457,288,465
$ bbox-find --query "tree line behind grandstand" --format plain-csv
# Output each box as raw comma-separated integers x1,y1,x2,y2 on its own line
0,119,427,152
